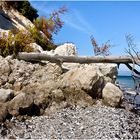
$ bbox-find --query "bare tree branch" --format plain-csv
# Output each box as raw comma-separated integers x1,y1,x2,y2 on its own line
90,36,111,56
125,63,140,75
125,34,140,94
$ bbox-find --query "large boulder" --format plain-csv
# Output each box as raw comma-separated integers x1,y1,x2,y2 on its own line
83,63,118,84
60,65,104,97
96,63,118,80
34,88,65,115
42,43,77,57
41,43,118,85
44,88,95,116
102,82,123,107
0,88,14,103
8,92,33,116
33,86,52,110
61,63,117,85
55,43,77,56
22,81,64,114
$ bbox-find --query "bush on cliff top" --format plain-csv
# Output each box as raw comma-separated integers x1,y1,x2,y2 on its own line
0,27,57,57
29,26,56,51
32,6,67,50
0,30,34,57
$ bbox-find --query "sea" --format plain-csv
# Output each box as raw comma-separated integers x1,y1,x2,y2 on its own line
117,76,140,110
117,76,136,89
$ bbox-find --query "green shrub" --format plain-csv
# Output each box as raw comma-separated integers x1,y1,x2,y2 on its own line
29,26,56,51
0,27,57,57
0,30,34,57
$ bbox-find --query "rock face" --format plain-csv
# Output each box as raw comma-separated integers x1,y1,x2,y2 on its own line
60,66,104,97
102,83,123,107
0,10,15,30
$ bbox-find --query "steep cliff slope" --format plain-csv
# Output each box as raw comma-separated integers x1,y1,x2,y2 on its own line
0,2,34,32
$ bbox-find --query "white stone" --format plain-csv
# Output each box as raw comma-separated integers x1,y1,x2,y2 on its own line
0,88,14,103
60,65,103,96
30,43,43,53
42,50,55,55
102,82,123,107
54,43,77,56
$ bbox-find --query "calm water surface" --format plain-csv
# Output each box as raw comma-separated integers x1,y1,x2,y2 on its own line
117,76,135,89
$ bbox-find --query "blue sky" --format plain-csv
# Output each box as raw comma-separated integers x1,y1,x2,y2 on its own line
30,1,140,75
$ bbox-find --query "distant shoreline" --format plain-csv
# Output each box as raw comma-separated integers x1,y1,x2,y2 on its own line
118,75,132,77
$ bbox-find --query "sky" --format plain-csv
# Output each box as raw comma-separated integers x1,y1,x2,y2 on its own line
30,1,140,75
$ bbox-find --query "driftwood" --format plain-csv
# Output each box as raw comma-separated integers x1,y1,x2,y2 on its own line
17,52,137,64
17,52,140,78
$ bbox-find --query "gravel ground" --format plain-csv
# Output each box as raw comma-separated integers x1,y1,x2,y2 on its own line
1,101,140,139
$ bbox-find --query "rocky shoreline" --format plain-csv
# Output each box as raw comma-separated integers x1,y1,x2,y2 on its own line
0,100,140,139
0,44,122,122
0,44,138,139
1,85,140,139
0,76,140,139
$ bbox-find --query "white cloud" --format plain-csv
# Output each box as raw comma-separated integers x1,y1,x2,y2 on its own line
63,9,95,35
63,18,90,34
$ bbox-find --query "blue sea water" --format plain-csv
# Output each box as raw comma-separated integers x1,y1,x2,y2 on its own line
117,76,140,110
117,76,135,89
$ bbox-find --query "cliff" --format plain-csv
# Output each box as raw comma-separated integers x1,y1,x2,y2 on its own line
0,2,34,32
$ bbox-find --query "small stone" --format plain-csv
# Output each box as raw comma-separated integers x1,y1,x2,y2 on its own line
0,88,14,103
13,82,22,91
0,103,8,122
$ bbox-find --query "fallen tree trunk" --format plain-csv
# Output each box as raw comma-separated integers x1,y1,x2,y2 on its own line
17,52,137,64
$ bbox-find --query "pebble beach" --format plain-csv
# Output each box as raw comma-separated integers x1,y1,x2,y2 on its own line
1,101,140,139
